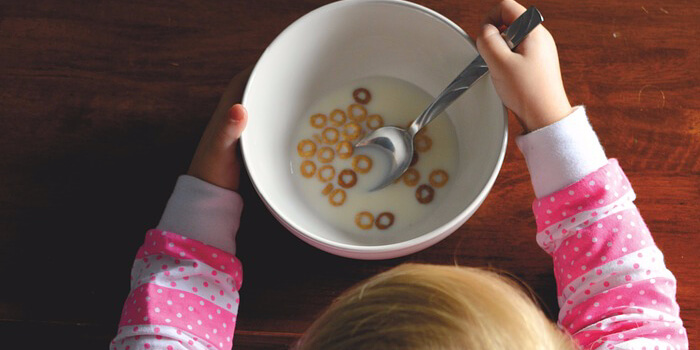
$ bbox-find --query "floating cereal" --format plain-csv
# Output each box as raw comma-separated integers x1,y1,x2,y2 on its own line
375,212,395,230
415,134,433,152
312,134,323,144
336,141,354,159
342,122,362,141
329,109,346,127
415,184,435,204
329,188,347,206
310,113,327,129
366,114,384,130
322,183,334,196
347,103,367,122
429,169,449,188
300,160,316,178
402,168,420,186
337,169,358,188
317,146,335,163
297,139,317,158
355,211,374,230
352,155,373,174
322,127,339,144
353,88,371,104
317,165,335,182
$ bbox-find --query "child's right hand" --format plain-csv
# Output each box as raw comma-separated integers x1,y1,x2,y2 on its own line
476,0,573,132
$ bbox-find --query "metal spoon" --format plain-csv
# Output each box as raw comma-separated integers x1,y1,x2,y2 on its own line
355,6,543,191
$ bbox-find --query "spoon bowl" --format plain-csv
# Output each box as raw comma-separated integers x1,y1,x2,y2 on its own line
356,126,414,191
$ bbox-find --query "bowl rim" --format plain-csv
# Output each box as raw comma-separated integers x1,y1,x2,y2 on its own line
241,0,508,258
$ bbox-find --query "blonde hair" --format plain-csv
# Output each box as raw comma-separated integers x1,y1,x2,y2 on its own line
295,263,575,350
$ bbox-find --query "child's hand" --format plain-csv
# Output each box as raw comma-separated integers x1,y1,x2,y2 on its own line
187,69,251,191
476,0,572,132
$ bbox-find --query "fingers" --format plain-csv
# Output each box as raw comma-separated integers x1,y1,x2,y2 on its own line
206,65,252,150
213,66,253,118
477,0,528,67
485,0,527,27
188,104,247,191
476,23,512,68
214,104,248,149
187,68,252,192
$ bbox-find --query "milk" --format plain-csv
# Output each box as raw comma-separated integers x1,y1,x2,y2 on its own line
290,76,459,237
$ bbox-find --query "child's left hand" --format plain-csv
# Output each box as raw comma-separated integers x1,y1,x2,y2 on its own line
187,68,251,191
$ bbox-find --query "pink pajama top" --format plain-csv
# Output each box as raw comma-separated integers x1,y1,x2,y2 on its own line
112,107,688,349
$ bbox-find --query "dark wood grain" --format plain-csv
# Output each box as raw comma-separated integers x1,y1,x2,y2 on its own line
1,0,697,348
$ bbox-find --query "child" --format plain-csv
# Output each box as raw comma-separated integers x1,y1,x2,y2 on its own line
111,0,688,349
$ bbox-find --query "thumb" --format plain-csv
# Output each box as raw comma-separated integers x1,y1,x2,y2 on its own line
214,104,248,149
476,23,512,70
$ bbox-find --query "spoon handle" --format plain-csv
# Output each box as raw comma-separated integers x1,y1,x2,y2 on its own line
408,55,488,136
501,6,545,50
408,6,543,136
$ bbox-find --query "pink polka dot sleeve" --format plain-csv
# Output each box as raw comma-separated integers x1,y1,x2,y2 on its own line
535,160,688,349
111,229,243,350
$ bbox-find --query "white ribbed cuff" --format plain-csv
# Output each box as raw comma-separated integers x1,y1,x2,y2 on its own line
515,106,607,198
157,175,243,254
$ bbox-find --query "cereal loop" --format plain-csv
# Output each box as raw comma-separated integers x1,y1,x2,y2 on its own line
415,184,435,204
329,109,346,127
342,122,362,141
317,165,335,182
310,113,327,129
337,169,358,188
322,183,334,196
347,103,367,122
297,139,317,158
429,169,449,188
366,114,384,130
336,141,354,159
415,134,433,152
353,88,371,104
355,211,374,230
375,212,395,230
329,189,347,206
300,160,316,178
352,155,373,174
402,168,420,186
317,147,335,163
322,127,340,144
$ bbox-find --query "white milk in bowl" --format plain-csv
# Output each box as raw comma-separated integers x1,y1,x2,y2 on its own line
290,76,459,245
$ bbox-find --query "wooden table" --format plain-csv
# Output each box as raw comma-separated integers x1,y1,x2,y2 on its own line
1,0,697,348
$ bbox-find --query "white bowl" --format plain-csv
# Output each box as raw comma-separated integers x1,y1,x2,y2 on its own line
242,0,507,260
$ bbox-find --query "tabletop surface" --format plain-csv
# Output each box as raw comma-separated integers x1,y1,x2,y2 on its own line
1,0,698,348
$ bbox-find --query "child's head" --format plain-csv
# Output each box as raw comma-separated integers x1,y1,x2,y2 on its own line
295,263,576,350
